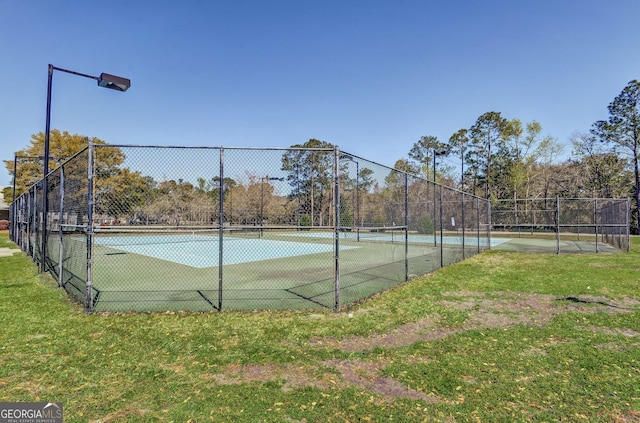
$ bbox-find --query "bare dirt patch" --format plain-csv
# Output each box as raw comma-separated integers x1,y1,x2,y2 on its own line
206,291,638,401
308,317,452,352
309,292,637,352
322,359,441,402
589,326,640,338
204,363,335,392
204,360,442,403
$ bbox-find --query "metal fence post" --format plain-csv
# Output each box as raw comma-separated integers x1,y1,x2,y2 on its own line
626,199,630,252
487,196,492,250
439,184,444,268
26,189,31,254
556,196,560,254
85,142,95,312
461,192,466,259
594,198,599,253
40,174,49,273
476,197,481,253
58,165,65,288
334,146,340,311
30,187,36,256
40,178,48,271
404,172,408,281
218,147,225,311
33,183,39,262
433,181,437,247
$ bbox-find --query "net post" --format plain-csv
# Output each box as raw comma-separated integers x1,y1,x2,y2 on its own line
333,146,340,312
85,142,95,312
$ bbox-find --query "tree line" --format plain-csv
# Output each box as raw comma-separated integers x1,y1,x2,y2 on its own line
4,80,640,232
398,80,640,233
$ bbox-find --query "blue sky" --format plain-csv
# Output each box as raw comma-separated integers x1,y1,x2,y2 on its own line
1,0,639,188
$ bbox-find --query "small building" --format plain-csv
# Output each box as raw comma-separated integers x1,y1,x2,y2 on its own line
0,187,9,221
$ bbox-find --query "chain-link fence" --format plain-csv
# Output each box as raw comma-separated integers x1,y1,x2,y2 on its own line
10,144,491,312
492,197,630,253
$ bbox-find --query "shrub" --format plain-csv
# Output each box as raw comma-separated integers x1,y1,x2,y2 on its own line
299,214,312,230
416,214,434,234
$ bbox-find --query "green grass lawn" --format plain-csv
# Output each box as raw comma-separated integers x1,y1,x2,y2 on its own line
0,230,639,422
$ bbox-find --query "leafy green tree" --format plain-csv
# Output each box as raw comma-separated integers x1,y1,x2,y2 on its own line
571,132,630,198
382,159,415,226
502,120,558,200
408,135,449,180
591,80,640,233
469,112,510,200
4,131,153,223
4,130,110,199
448,129,471,191
281,139,335,226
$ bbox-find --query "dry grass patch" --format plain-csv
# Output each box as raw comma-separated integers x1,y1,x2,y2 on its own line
309,291,639,353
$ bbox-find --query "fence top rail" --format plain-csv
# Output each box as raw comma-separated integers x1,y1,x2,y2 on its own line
99,144,336,153
492,223,628,228
494,197,629,202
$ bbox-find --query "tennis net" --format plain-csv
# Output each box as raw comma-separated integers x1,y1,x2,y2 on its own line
94,226,261,246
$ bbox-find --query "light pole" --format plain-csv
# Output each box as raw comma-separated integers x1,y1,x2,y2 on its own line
260,176,284,236
432,149,448,183
12,155,18,205
432,149,449,248
41,64,130,272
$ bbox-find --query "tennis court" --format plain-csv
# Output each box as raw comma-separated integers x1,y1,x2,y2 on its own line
491,234,622,254
81,227,479,312
9,144,502,312
93,229,354,268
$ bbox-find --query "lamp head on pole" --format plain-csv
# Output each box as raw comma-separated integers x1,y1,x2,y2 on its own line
434,149,449,157
98,73,131,92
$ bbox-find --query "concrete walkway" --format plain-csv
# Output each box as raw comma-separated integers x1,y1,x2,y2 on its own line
0,248,20,258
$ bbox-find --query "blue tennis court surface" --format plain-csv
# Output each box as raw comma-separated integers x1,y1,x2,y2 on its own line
94,235,357,268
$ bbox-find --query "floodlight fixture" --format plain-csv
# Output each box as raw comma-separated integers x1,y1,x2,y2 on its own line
432,149,450,181
98,73,131,92
434,149,449,157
